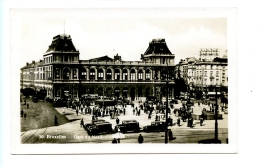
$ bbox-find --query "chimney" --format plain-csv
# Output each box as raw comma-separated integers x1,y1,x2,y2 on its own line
32,60,35,64
26,62,29,66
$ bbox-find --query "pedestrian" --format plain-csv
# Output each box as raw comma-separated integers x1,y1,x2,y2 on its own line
54,115,58,126
110,111,112,119
123,108,126,115
168,129,173,140
138,134,144,144
201,112,205,120
190,117,193,128
117,138,120,143
138,109,140,116
92,115,95,120
187,118,190,127
133,108,135,115
200,117,203,126
80,118,84,128
112,138,117,144
76,109,79,116
182,113,185,122
80,104,83,114
177,117,181,126
155,115,158,121
148,114,151,120
27,103,29,109
23,112,27,119
21,109,24,117
198,102,200,107
116,117,120,124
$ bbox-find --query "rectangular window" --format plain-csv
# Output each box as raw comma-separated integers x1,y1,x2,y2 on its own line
123,73,127,80
131,73,135,80
216,71,219,77
145,73,150,80
138,73,143,80
64,56,68,62
210,71,213,76
204,71,207,77
98,73,103,78
56,69,60,78
115,73,119,80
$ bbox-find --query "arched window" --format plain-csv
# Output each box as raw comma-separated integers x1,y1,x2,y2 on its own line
145,69,151,80
130,69,136,80
98,69,104,80
63,68,70,80
90,68,95,80
107,69,112,80
138,69,143,80
123,69,128,80
115,69,120,80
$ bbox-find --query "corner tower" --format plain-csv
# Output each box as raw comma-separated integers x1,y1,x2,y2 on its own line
43,34,80,64
141,38,175,65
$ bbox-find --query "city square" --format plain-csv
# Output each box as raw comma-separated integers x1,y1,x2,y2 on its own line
20,97,228,144
18,11,228,145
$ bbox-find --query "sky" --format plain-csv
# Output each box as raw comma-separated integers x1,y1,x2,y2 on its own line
10,8,228,68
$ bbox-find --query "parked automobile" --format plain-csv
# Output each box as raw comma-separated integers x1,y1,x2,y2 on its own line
143,121,166,132
84,119,107,130
86,122,113,135
114,120,140,133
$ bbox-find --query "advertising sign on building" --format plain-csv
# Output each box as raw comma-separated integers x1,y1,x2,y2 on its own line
199,48,219,61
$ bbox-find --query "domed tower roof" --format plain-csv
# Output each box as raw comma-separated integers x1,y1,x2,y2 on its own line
143,38,172,55
45,34,77,53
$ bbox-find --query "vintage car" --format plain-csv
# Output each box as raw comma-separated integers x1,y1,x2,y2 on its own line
84,119,107,130
143,121,167,133
86,122,113,135
114,120,140,133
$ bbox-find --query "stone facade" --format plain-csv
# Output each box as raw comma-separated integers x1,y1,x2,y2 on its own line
20,35,176,101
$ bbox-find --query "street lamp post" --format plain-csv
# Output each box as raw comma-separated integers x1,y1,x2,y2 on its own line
210,75,218,142
215,84,218,142
165,63,169,144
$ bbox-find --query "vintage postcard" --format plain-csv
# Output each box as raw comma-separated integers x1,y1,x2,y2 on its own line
10,7,237,154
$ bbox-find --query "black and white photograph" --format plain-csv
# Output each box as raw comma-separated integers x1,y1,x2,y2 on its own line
9,7,237,154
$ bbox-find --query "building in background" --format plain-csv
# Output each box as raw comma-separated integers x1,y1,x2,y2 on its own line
20,35,176,101
175,49,228,99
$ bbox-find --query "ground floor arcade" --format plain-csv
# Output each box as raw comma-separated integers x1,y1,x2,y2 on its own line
52,83,175,101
